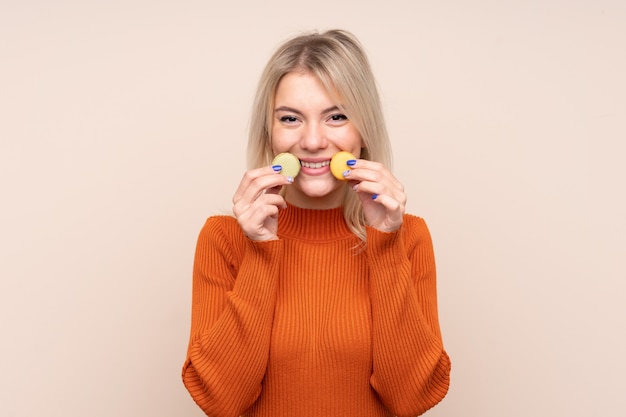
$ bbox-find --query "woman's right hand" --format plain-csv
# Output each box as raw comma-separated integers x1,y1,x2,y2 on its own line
232,166,292,241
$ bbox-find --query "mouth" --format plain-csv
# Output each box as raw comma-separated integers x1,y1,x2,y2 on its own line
300,160,330,169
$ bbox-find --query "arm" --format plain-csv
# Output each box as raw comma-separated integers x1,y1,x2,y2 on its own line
367,216,451,417
182,217,282,417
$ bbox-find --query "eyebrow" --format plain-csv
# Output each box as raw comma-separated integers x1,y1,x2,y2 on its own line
274,105,340,116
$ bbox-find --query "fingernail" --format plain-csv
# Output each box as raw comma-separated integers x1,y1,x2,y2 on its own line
371,194,379,200
286,176,294,183
352,184,358,191
342,170,351,177
346,159,357,167
272,165,282,172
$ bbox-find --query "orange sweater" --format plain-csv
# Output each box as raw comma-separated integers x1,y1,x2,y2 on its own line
182,204,450,417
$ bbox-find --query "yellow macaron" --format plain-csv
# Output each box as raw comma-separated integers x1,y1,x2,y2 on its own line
330,151,356,180
272,152,301,178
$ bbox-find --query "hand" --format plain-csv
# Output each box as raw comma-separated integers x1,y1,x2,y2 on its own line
232,166,292,241
345,159,406,232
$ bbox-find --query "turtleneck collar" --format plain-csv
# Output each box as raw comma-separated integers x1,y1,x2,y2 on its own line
277,203,354,242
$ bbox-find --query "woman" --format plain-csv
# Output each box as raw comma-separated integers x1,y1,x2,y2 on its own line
182,29,451,417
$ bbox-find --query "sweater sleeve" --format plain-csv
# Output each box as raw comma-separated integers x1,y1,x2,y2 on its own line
367,216,451,417
181,216,282,417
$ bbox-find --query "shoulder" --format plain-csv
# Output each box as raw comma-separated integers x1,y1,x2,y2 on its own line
402,213,431,234
196,215,247,255
401,213,434,249
200,214,241,236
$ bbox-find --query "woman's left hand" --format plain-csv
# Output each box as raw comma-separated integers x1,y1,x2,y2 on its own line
345,159,407,232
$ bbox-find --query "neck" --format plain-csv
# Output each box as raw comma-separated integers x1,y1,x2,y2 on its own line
284,185,348,210
277,204,353,241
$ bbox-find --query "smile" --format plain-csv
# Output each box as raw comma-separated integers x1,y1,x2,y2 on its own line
300,160,330,169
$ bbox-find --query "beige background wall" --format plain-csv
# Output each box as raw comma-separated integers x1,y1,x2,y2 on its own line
1,0,624,416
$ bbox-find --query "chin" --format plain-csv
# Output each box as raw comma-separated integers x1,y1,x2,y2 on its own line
289,180,346,205
299,182,341,197
299,184,344,199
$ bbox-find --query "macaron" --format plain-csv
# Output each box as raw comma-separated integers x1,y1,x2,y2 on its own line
272,152,301,179
330,151,356,180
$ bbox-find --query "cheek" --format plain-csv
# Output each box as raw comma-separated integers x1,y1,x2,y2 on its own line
339,126,364,153
270,127,285,153
271,127,299,153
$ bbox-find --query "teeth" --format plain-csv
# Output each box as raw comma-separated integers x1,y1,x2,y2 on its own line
301,160,330,169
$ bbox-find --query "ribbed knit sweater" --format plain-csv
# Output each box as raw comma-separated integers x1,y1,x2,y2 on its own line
182,204,450,417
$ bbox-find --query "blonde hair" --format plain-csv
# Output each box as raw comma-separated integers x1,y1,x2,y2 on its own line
247,29,392,241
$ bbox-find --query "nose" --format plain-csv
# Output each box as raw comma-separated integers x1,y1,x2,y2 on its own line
300,122,328,151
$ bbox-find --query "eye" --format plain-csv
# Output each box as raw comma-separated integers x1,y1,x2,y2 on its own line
328,113,348,125
279,115,299,123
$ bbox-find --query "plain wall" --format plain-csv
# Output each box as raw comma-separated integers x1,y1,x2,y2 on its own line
1,0,625,416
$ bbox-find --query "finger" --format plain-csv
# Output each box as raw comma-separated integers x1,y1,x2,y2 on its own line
234,193,286,240
352,179,406,205
234,192,286,218
347,160,404,191
265,184,284,195
368,192,405,213
360,192,406,233
233,167,268,201
233,167,291,205
233,166,280,203
237,200,280,227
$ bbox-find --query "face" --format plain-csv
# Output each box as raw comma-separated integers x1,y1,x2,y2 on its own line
271,71,363,209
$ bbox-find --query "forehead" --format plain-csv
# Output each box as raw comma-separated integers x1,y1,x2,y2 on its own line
274,71,340,108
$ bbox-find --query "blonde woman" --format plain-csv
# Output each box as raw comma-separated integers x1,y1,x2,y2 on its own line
182,29,451,417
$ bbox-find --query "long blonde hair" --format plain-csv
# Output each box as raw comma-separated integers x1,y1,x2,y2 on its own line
247,29,392,241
